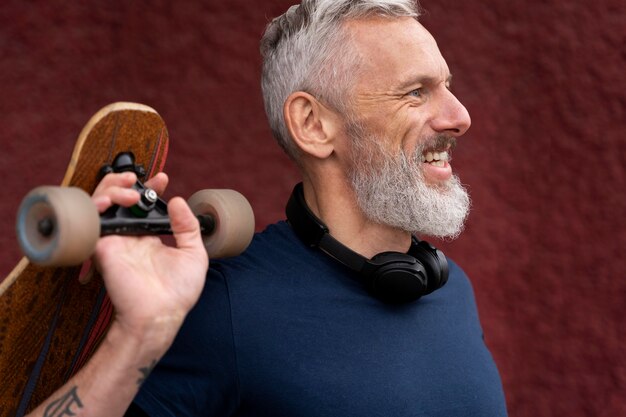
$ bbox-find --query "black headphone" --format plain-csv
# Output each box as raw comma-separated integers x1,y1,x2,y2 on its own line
286,183,448,304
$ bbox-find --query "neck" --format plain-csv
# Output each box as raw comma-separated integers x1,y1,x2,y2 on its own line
299,176,412,258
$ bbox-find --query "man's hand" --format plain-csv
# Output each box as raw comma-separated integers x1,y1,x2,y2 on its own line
92,172,209,349
26,172,209,417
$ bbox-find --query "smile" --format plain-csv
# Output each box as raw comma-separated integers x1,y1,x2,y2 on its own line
418,136,456,168
421,147,451,168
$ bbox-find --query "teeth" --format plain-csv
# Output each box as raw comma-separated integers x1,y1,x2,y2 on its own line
421,151,449,164
431,160,445,167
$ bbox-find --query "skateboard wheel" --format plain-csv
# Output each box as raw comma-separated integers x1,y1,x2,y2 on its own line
187,189,255,258
16,186,100,266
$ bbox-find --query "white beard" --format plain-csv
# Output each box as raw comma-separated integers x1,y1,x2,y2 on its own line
347,123,471,240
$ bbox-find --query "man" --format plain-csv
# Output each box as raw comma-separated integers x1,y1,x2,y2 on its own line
28,1,508,416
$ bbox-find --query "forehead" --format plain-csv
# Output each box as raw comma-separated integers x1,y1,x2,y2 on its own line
344,17,449,91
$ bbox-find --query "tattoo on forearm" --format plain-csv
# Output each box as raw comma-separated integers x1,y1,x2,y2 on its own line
137,359,158,386
43,386,83,417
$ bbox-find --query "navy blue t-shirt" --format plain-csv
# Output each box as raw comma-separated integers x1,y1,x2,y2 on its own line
134,221,508,416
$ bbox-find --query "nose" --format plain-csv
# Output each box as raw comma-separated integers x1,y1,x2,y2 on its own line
430,89,471,136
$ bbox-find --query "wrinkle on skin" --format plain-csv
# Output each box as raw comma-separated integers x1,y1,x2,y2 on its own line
342,16,456,155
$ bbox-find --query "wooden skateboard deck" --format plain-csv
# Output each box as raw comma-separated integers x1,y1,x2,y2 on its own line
0,103,169,416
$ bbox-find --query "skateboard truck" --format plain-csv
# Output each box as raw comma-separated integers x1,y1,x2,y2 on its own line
99,152,216,236
17,152,254,266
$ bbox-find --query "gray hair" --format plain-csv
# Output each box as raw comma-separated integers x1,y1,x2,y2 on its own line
260,0,421,161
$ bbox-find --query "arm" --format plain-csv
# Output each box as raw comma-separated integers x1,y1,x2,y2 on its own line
26,172,209,417
28,322,167,417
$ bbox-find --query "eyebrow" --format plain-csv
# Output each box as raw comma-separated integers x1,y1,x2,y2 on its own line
396,74,453,91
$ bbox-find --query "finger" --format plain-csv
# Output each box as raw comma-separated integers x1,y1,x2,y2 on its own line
93,172,137,197
168,197,205,253
144,172,169,196
92,186,141,212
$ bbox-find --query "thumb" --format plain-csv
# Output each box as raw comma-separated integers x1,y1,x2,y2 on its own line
168,197,204,252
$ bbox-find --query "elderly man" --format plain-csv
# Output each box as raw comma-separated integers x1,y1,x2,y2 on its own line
28,1,508,416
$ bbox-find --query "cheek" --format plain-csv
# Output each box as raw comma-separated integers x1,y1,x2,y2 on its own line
397,110,429,155
353,104,425,153
333,132,358,168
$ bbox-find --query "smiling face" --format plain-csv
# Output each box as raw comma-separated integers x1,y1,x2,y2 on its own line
343,16,471,183
339,17,472,237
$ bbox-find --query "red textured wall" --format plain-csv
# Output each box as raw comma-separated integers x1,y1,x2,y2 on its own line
1,1,624,415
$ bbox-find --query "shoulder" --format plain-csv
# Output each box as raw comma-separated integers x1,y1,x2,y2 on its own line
215,221,293,262
207,220,360,319
210,220,312,281
445,256,475,293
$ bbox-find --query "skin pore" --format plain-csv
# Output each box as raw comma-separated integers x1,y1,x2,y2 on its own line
286,16,471,258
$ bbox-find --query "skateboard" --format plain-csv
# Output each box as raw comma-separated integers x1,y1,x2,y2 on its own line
0,103,255,416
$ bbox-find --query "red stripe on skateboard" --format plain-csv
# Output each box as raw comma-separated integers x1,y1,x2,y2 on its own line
68,294,113,378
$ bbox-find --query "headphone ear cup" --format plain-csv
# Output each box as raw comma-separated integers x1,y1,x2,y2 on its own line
411,241,449,295
364,252,429,303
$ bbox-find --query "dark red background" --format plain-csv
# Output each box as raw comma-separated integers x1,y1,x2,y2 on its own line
1,1,624,415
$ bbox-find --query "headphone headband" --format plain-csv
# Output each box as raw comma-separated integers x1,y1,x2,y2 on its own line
286,183,367,270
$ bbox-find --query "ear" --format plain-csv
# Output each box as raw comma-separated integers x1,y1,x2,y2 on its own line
284,92,339,159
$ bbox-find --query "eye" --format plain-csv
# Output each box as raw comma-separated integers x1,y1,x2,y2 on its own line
408,88,424,98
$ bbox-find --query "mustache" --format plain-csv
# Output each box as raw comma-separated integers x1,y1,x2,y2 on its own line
417,135,457,153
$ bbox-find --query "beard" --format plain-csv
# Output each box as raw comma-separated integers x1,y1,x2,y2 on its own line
346,121,471,240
